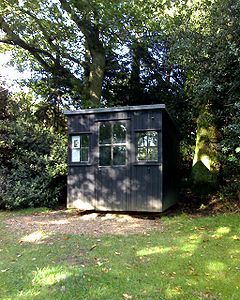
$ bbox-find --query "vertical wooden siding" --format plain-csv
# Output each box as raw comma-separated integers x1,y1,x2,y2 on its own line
162,111,179,211
129,110,163,212
67,166,96,209
67,107,178,212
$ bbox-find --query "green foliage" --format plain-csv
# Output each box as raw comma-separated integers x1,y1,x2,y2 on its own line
0,0,183,107
0,91,67,209
163,0,240,198
218,103,240,201
0,0,239,201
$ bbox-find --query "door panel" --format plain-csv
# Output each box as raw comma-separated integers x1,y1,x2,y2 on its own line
95,120,130,210
96,167,130,210
130,165,162,212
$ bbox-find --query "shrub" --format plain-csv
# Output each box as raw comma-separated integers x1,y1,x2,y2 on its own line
218,103,240,202
0,114,67,209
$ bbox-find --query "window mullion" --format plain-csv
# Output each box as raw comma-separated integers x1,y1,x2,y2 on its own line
111,124,113,166
99,122,127,166
147,134,149,160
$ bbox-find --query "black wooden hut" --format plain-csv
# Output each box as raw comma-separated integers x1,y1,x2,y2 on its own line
64,104,179,212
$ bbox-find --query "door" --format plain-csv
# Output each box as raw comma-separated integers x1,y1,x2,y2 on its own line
130,130,162,211
95,120,130,210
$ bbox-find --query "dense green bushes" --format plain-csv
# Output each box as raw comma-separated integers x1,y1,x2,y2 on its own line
218,103,240,202
0,92,67,209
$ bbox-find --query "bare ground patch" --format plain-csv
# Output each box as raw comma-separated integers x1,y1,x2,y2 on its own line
4,209,163,237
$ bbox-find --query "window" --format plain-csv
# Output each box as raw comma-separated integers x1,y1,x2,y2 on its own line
137,131,158,161
71,134,89,162
99,122,127,166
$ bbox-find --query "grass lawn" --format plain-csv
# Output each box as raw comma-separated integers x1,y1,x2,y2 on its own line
0,209,239,300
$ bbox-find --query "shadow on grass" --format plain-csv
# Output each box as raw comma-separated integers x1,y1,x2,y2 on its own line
0,213,239,299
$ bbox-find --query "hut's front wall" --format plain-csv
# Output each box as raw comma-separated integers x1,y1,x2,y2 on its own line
67,107,177,212
67,166,95,210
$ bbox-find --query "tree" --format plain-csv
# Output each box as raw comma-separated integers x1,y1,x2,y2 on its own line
0,78,9,119
0,0,108,107
0,0,177,108
1,0,238,201
164,0,240,197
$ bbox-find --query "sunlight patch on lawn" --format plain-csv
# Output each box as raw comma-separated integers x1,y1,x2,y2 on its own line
180,234,202,254
17,289,40,299
231,235,240,241
214,226,231,237
137,246,171,256
228,248,240,256
32,266,72,287
206,261,226,273
210,226,232,239
20,230,49,243
165,285,183,298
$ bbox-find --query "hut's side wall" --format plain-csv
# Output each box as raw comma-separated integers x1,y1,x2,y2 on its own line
162,111,179,211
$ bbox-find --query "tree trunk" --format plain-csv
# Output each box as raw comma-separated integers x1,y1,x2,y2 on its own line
81,26,105,108
129,42,143,104
191,105,220,195
87,49,105,107
58,0,106,108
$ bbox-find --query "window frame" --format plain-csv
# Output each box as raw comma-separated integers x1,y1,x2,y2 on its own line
99,121,127,167
70,133,90,164
136,130,159,162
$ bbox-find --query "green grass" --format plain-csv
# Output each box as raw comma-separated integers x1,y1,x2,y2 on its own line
0,210,239,300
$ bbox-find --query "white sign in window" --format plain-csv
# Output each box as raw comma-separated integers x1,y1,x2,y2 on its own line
71,135,89,162
72,136,80,148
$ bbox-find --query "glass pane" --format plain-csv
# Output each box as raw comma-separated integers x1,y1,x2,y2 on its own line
148,131,158,146
137,133,148,147
138,147,147,160
80,148,88,162
72,149,80,162
99,146,111,166
81,135,89,147
99,123,111,144
72,136,80,148
113,123,126,143
148,147,158,161
113,146,126,165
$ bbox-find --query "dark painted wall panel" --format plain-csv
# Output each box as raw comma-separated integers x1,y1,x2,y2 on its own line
129,110,163,211
95,166,130,211
69,115,95,133
162,111,179,211
66,106,178,212
130,165,162,212
67,166,96,209
132,110,162,130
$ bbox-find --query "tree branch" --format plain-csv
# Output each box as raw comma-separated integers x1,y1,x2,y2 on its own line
58,0,105,62
59,0,98,38
20,8,81,65
0,16,57,66
0,16,83,90
59,0,84,31
0,38,15,45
